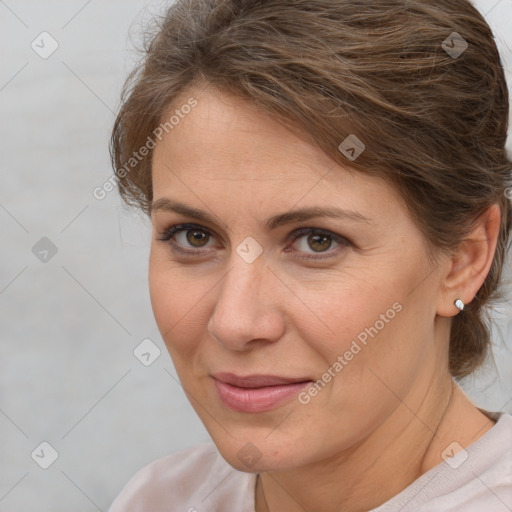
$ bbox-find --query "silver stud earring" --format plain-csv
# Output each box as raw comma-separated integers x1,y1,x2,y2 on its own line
454,299,465,311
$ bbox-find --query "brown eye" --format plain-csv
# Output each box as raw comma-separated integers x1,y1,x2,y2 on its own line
307,233,333,252
157,223,217,256
186,229,210,247
287,227,350,260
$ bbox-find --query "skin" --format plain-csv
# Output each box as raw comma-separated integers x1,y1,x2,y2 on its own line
148,82,501,512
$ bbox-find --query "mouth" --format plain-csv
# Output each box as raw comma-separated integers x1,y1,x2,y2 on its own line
211,372,313,412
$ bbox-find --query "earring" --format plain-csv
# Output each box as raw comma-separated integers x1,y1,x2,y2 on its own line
454,299,465,311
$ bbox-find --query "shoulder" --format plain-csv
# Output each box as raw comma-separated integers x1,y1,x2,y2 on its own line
467,411,512,477
108,442,256,512
375,412,512,511
449,412,512,509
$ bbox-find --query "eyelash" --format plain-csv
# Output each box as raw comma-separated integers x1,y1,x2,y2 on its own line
156,223,351,261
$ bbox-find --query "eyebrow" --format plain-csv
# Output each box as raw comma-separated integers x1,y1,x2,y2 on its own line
150,198,373,230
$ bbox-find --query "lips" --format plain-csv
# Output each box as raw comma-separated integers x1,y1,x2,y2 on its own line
211,372,313,413
212,372,312,388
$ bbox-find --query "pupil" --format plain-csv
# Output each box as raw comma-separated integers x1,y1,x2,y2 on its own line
187,230,208,246
309,234,331,252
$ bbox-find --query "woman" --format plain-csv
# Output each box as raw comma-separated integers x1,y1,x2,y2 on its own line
108,0,512,510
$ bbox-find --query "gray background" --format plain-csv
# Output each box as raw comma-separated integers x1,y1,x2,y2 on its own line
0,1,511,510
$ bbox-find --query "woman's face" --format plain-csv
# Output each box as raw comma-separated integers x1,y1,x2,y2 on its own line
149,83,449,472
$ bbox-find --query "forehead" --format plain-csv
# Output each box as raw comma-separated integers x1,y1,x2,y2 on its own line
153,85,333,180
151,85,402,219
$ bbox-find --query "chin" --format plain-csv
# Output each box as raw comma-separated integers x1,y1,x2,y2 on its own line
212,432,308,474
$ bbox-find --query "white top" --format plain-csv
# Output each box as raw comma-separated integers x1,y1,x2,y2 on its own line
109,412,512,512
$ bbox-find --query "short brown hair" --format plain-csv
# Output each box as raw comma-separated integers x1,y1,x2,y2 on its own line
110,0,512,379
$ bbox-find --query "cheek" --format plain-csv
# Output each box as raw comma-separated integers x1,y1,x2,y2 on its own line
301,266,400,352
148,251,209,360
313,280,433,414
304,259,427,382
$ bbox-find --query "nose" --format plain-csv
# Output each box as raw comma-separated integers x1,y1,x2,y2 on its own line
207,253,286,351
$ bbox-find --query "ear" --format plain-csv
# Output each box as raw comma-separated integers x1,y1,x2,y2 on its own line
437,204,501,318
